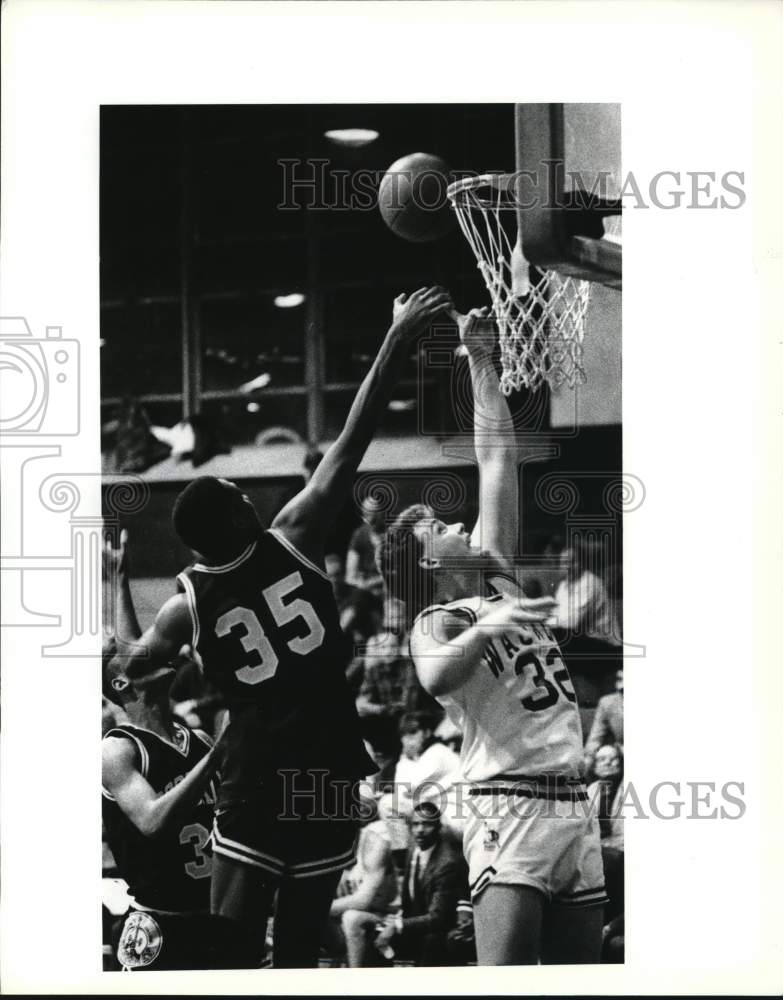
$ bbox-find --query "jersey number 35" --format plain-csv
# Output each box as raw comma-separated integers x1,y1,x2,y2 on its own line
214,571,326,685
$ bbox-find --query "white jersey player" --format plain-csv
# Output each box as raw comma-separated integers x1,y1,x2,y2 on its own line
412,592,583,782
379,308,607,965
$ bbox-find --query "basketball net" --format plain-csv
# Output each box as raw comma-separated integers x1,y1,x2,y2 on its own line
447,174,591,395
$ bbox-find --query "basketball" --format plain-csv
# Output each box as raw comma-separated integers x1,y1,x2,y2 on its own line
377,152,455,243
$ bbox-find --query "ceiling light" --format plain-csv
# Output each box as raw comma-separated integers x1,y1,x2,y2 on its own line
238,372,272,394
274,293,305,308
324,128,379,148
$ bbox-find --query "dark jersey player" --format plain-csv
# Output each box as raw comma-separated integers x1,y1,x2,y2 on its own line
103,720,216,911
123,287,452,967
101,533,247,970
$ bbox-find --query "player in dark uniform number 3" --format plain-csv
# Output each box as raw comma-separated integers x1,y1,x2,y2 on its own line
102,719,229,970
102,533,246,970
124,287,452,967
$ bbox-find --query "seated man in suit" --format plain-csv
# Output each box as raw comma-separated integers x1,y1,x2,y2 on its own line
373,801,470,966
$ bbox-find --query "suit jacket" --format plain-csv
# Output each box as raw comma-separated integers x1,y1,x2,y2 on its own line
585,692,624,756
399,836,467,942
587,779,625,850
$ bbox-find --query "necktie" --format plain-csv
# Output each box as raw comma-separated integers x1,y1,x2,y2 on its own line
410,851,421,903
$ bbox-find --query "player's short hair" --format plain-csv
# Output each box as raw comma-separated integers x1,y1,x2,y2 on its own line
172,476,245,556
102,636,125,706
377,504,434,624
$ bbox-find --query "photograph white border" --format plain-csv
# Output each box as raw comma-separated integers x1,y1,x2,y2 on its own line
1,1,781,994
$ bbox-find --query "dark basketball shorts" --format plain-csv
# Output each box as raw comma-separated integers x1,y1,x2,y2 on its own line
211,774,362,881
115,909,247,971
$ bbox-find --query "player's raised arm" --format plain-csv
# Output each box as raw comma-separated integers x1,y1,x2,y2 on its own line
102,529,193,681
411,596,556,698
272,287,452,555
104,529,141,648
122,594,193,681
125,594,193,680
456,308,520,570
102,728,223,838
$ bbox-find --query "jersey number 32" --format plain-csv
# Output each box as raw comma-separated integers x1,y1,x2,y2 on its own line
214,571,325,685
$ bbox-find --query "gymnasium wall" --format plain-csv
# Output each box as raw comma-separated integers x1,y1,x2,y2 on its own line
113,438,621,631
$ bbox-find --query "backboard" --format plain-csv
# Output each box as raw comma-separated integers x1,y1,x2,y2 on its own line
514,103,622,288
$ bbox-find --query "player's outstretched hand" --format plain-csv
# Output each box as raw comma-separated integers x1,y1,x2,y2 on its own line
391,286,453,339
103,528,130,582
456,306,495,354
480,595,557,631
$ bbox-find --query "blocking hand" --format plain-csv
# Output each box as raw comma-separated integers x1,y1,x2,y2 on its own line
391,286,454,338
103,528,130,581
456,306,495,354
480,595,558,631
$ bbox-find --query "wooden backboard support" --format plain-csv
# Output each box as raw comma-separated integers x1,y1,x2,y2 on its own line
515,104,622,289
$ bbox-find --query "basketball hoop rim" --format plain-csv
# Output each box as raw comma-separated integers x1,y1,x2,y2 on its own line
446,173,517,201
445,173,593,395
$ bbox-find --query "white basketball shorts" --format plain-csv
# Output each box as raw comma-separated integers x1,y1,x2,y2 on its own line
462,779,609,907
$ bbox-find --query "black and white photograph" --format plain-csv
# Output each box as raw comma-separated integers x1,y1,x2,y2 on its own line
1,1,781,994
98,102,623,971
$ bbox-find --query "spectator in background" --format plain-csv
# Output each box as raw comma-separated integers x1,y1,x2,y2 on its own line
586,744,625,946
378,713,464,871
356,603,441,759
325,552,362,632
517,533,566,601
550,541,620,644
372,802,470,966
606,561,624,641
328,816,400,967
586,744,624,851
325,552,349,606
341,588,384,659
346,496,387,601
542,533,565,570
393,713,460,814
324,553,382,693
584,668,624,773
